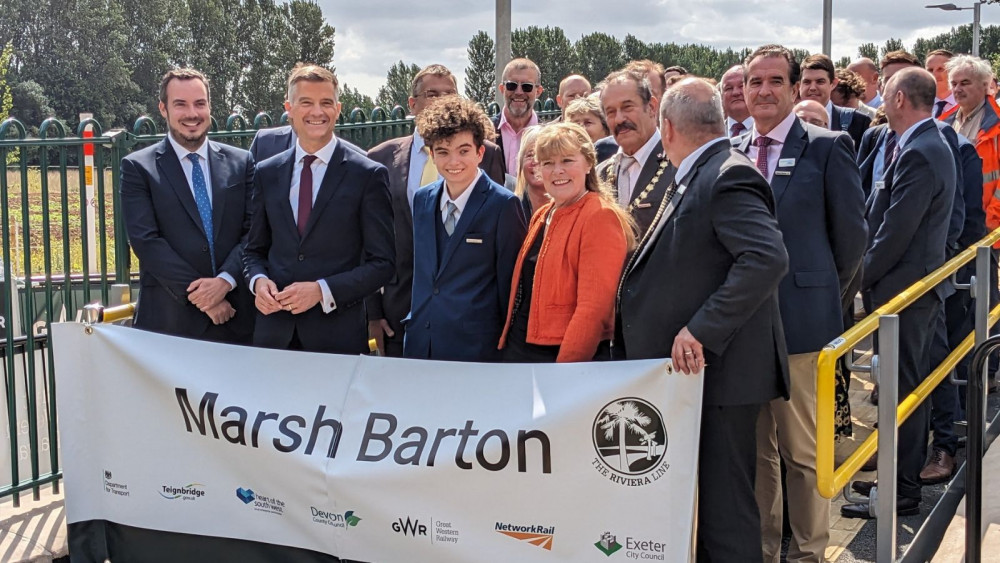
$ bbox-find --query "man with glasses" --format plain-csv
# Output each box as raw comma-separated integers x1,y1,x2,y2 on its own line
366,64,505,356
492,58,544,174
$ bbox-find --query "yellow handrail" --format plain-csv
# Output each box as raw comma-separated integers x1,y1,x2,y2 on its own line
100,303,136,324
816,228,1000,499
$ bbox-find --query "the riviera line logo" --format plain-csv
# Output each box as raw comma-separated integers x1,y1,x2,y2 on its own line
595,531,623,556
159,483,205,500
310,507,362,528
235,486,285,516
494,522,555,551
592,398,668,486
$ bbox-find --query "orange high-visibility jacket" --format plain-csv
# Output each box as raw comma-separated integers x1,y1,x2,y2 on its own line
941,97,1000,235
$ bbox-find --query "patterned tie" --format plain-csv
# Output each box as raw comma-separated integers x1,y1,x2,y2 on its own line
730,121,745,137
420,146,438,187
934,100,948,119
617,155,637,206
884,131,899,169
186,153,215,274
754,136,773,179
298,154,318,237
443,201,458,236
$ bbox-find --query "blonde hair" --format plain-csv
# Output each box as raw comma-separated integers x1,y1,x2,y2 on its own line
534,122,637,250
514,125,543,198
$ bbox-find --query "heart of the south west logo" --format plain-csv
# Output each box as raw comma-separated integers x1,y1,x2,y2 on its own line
236,487,255,504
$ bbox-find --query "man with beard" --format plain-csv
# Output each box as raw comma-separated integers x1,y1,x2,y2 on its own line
596,69,676,238
492,57,543,174
721,65,754,136
121,68,255,343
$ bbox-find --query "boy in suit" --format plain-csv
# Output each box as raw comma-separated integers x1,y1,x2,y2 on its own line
404,97,527,361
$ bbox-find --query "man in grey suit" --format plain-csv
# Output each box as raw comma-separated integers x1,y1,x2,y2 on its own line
619,77,789,562
366,64,505,356
736,44,867,563
842,68,957,519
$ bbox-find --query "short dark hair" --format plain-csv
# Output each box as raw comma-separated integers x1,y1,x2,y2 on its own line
834,69,866,99
879,50,920,71
159,68,210,104
745,44,800,84
664,65,689,75
414,96,495,149
410,64,457,98
801,54,836,82
926,49,955,61
601,69,653,106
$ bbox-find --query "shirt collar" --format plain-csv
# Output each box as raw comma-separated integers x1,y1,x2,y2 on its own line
498,109,538,132
294,135,338,165
676,137,729,184
727,116,754,131
412,130,426,153
899,117,934,150
752,111,797,145
936,92,956,106
440,169,482,214
167,133,209,162
618,128,662,165
958,99,988,123
869,92,883,107
825,100,834,124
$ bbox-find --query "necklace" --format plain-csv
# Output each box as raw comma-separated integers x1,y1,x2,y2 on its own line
607,156,671,212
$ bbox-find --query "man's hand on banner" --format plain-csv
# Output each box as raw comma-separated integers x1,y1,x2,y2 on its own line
205,300,236,325
275,282,322,315
187,277,231,311
254,278,282,315
368,319,395,354
671,326,704,375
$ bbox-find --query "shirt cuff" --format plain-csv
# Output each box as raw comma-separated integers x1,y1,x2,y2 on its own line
317,279,337,313
249,274,266,296
217,272,237,291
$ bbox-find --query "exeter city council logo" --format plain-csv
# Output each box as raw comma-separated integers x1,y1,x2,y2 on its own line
591,398,668,485
595,531,623,556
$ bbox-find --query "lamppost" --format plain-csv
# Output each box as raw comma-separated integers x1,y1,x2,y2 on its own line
822,0,833,56
926,2,983,57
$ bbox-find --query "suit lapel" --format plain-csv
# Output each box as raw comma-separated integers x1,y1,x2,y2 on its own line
303,141,348,240
273,150,298,237
830,107,842,131
155,139,206,238
421,182,443,274
771,119,807,204
207,142,228,240
630,150,664,200
393,137,415,232
437,175,489,277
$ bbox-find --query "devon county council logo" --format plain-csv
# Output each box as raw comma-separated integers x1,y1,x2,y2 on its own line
592,398,668,484
595,531,623,556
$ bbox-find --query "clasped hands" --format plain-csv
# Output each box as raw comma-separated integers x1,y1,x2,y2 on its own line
254,278,322,315
187,277,235,325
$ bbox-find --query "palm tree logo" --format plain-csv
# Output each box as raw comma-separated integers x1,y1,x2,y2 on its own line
593,398,667,476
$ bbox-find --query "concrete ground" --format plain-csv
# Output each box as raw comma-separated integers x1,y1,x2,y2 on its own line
0,486,67,562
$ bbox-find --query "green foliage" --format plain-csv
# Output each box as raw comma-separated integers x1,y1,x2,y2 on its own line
340,82,375,116
464,31,496,106
858,42,879,61
836,56,852,68
575,32,623,85
286,0,335,67
376,61,420,111
1,42,14,164
880,38,906,59
512,26,577,99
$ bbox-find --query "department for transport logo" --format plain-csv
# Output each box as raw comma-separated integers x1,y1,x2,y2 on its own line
102,470,129,498
159,483,205,501
310,507,362,528
494,522,555,551
595,531,622,556
235,486,285,516
591,398,668,486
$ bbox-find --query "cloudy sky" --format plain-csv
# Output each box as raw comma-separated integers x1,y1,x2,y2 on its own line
317,0,996,99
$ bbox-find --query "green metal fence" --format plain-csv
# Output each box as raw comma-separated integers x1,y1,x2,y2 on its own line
0,100,561,506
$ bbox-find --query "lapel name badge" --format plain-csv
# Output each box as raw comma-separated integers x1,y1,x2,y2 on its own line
466,238,483,244
778,158,796,167
875,181,886,191
635,203,652,209
774,170,791,176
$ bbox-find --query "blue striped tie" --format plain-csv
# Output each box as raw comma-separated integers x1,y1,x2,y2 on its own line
186,153,216,274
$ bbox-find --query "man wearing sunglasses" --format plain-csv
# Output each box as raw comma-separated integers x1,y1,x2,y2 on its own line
492,58,544,174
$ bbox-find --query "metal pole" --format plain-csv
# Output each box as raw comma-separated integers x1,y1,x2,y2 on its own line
973,2,982,58
822,0,833,56
876,314,899,563
495,0,512,106
975,246,990,348
966,247,991,562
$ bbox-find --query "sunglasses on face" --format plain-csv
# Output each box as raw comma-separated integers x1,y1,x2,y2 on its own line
504,81,536,93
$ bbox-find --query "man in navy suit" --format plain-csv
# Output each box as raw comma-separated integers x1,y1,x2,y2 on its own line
249,124,364,163
121,68,254,344
799,54,872,151
243,64,394,354
404,96,526,361
738,45,867,563
842,68,957,519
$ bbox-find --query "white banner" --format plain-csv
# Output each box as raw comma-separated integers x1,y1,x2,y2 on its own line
52,323,703,562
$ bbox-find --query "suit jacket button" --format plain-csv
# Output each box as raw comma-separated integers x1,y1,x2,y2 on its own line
201,245,208,252
433,288,439,295
298,254,305,261
425,322,430,329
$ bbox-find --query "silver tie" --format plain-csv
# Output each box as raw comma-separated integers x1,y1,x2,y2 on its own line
444,201,458,236
617,155,637,207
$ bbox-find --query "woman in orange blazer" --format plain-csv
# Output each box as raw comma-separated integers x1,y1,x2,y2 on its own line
498,122,635,363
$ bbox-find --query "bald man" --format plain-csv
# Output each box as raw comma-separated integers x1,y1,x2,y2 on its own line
794,100,829,128
556,74,592,118
848,57,882,108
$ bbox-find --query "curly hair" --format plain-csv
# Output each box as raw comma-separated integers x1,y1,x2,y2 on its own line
414,96,496,148
834,68,867,100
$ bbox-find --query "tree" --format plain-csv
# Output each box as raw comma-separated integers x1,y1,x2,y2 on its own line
339,82,375,116
286,0,335,67
512,26,577,100
464,31,495,106
858,42,879,61
10,80,53,126
575,32,623,85
0,42,13,122
836,56,852,68
376,60,419,111
880,38,906,59
622,34,651,63
120,0,193,119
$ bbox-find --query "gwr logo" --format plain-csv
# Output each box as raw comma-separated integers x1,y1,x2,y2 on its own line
391,516,427,536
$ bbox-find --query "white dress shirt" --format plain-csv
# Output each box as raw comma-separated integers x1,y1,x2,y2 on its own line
615,129,662,202
866,92,883,109
166,133,236,290
934,93,957,117
440,169,481,226
747,111,798,183
726,116,754,137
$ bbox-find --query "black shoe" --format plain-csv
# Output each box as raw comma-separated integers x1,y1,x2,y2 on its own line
851,480,875,497
840,496,920,519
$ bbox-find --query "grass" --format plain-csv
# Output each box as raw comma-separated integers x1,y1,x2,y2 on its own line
3,168,125,278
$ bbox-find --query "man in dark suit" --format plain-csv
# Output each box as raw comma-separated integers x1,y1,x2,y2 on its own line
596,69,676,239
620,77,789,562
249,124,364,163
403,97,526,361
737,44,867,563
121,68,254,344
366,65,506,357
243,64,395,354
842,68,957,519
491,57,542,174
799,54,871,151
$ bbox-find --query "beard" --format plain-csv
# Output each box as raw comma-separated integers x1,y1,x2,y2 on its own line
167,118,208,151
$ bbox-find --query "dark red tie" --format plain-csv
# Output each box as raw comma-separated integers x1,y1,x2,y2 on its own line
298,154,318,237
730,122,745,137
754,136,773,178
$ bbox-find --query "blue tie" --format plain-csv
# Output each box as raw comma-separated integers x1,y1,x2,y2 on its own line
186,153,216,274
